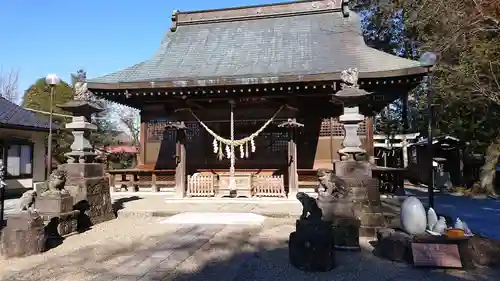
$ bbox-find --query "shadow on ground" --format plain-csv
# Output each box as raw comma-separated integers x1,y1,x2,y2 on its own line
2,220,497,281
112,196,142,217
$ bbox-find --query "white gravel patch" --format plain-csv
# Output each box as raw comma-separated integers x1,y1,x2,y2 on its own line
159,212,266,226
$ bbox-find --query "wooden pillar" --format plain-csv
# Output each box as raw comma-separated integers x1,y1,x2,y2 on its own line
139,111,147,167
279,119,304,199
402,94,409,134
365,117,374,157
168,122,187,198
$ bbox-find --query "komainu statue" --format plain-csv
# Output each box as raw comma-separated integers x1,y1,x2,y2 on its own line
316,169,351,200
296,192,322,221
39,169,68,196
19,190,37,211
18,169,68,211
340,67,359,88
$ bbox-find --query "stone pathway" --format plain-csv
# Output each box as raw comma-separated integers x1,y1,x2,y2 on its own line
1,217,499,281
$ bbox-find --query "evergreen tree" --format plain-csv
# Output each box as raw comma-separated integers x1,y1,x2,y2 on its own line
22,78,75,163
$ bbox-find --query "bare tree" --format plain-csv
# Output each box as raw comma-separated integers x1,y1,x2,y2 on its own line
107,103,140,147
119,108,140,148
0,68,20,102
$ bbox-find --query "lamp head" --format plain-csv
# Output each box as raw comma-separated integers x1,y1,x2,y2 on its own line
45,74,61,86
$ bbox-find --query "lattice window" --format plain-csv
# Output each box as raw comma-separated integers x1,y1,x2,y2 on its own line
147,120,166,141
319,118,366,137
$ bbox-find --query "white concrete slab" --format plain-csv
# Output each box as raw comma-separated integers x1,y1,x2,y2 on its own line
159,212,266,226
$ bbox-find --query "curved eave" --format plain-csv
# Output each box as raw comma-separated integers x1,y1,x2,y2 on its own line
0,123,51,132
87,67,429,91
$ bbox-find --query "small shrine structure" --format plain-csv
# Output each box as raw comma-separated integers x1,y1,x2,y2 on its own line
87,0,428,197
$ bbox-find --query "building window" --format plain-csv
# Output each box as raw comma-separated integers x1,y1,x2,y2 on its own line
5,143,33,179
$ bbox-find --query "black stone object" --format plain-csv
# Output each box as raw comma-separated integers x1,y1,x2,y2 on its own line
330,217,361,251
289,219,335,272
373,228,413,263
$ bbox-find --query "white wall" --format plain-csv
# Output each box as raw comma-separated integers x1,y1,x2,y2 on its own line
1,128,47,191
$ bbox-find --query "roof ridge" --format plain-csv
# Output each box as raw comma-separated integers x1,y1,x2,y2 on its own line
171,0,348,30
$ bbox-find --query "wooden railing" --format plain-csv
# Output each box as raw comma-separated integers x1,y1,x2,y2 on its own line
107,169,176,192
107,168,290,197
253,175,286,197
187,174,216,197
298,169,318,188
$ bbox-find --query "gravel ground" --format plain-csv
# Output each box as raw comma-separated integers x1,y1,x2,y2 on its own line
1,217,499,281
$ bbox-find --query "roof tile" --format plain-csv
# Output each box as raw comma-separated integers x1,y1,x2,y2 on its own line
0,97,52,131
89,9,422,85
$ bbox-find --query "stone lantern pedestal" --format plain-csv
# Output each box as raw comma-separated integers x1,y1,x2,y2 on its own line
326,68,386,237
57,98,115,226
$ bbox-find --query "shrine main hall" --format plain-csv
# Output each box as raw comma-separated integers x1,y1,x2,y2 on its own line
87,0,429,197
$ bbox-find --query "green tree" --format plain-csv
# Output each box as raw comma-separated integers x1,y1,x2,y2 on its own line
360,0,500,194
22,78,75,163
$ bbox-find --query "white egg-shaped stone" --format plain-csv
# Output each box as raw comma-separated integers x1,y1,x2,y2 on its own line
400,196,427,235
427,207,438,230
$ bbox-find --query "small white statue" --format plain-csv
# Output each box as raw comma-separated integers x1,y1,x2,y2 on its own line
433,216,447,234
462,221,473,236
454,217,464,230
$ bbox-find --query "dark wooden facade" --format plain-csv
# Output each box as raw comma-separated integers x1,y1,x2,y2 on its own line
87,0,427,194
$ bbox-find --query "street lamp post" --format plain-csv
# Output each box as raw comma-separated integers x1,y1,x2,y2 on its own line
45,74,61,180
419,52,438,208
0,162,6,229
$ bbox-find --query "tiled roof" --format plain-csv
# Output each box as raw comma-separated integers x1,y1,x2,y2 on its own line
88,1,425,87
0,97,51,131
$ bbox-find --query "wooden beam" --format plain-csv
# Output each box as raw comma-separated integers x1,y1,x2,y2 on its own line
365,117,374,156
139,111,147,166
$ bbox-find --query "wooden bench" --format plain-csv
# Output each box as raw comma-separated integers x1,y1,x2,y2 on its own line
107,168,176,192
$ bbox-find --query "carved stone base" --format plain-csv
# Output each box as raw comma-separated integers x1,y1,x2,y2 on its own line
334,160,372,178
332,160,386,237
35,193,73,214
40,210,80,237
0,212,46,258
329,217,361,251
62,163,104,179
316,198,356,221
65,176,115,226
289,220,335,271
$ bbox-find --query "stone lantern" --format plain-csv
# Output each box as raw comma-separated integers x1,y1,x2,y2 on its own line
57,100,103,164
56,75,115,226
331,68,371,160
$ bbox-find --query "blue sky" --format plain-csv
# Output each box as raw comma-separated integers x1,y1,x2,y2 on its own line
0,0,284,101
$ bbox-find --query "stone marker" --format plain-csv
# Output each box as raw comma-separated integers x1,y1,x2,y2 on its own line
0,211,46,258
290,192,336,271
289,208,335,271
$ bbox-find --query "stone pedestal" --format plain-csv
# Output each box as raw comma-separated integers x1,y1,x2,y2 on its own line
35,193,80,236
334,160,386,237
35,193,73,214
289,219,335,271
62,164,114,226
0,211,46,258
